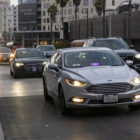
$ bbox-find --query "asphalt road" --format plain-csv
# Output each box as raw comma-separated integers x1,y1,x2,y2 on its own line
1,64,140,140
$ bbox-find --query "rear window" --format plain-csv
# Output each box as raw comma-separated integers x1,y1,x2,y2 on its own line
93,39,130,50
37,45,55,51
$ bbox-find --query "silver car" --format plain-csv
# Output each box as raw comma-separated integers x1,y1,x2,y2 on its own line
43,47,140,114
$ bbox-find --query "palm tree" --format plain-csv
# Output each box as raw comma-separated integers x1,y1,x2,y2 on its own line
48,4,58,43
94,0,106,37
56,0,69,39
73,0,81,21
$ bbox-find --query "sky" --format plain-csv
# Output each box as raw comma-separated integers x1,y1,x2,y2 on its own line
10,0,18,5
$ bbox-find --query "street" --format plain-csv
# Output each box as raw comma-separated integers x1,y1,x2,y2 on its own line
0,65,140,140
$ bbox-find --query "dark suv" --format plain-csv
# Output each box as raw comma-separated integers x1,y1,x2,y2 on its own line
83,37,138,60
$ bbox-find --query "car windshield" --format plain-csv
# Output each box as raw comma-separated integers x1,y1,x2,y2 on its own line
0,47,11,53
16,49,44,59
64,51,125,68
94,39,130,50
38,45,55,51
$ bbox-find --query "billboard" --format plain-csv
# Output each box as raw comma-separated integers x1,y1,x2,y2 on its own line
18,3,37,30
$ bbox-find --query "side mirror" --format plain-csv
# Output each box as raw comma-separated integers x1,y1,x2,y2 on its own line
46,53,52,58
48,64,58,71
130,45,135,49
126,60,133,67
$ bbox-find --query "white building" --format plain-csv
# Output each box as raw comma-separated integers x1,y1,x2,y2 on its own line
41,0,97,39
106,0,140,12
12,5,18,32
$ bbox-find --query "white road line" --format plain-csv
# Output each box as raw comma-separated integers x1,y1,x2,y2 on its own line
0,123,4,140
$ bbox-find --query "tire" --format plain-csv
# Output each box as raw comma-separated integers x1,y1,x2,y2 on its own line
43,78,52,102
129,104,140,111
13,72,18,79
59,87,69,115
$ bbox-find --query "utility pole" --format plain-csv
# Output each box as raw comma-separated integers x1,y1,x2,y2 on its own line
128,0,132,44
103,0,106,37
87,8,88,38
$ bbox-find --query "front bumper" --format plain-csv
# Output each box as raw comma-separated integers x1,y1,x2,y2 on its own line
14,64,43,76
63,84,140,108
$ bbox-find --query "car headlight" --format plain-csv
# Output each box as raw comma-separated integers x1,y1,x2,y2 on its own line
65,78,87,87
135,54,140,59
131,77,140,85
15,63,24,67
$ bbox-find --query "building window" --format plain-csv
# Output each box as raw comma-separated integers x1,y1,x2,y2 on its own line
43,11,46,16
64,9,66,15
112,0,115,6
47,18,49,23
43,26,46,30
93,0,95,4
69,9,72,15
83,0,88,6
91,8,93,13
69,1,72,7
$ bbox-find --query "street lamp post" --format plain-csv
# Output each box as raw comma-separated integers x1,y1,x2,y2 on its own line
87,8,88,38
128,0,132,44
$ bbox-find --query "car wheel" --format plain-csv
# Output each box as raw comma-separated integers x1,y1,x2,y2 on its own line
128,104,140,111
43,78,52,102
59,87,69,115
13,73,18,79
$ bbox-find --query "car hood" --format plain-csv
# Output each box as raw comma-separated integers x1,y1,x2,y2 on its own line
15,58,46,64
64,65,139,84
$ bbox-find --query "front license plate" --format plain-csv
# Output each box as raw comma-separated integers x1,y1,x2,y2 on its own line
31,66,36,72
104,95,118,103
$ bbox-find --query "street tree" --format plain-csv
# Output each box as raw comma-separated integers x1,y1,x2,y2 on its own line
48,4,58,43
94,0,106,37
56,0,69,39
73,0,81,21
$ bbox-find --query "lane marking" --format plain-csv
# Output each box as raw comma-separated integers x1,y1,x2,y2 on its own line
0,123,4,140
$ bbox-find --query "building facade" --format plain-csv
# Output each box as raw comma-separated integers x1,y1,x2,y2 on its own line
41,0,97,39
0,0,17,41
106,0,140,12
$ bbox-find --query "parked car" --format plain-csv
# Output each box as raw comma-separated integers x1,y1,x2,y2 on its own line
37,45,56,57
10,48,47,78
83,37,138,60
71,39,86,47
0,47,11,62
43,47,140,114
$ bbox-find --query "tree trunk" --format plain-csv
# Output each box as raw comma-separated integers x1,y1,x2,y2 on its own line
61,7,64,40
51,19,53,43
103,0,106,37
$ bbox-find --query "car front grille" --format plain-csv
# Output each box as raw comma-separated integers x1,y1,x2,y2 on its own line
88,98,133,104
86,83,133,94
25,63,43,72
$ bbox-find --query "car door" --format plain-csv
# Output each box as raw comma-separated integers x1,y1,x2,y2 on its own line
51,52,62,97
45,52,58,94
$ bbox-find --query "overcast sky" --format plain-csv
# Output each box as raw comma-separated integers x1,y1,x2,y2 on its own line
11,0,18,5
